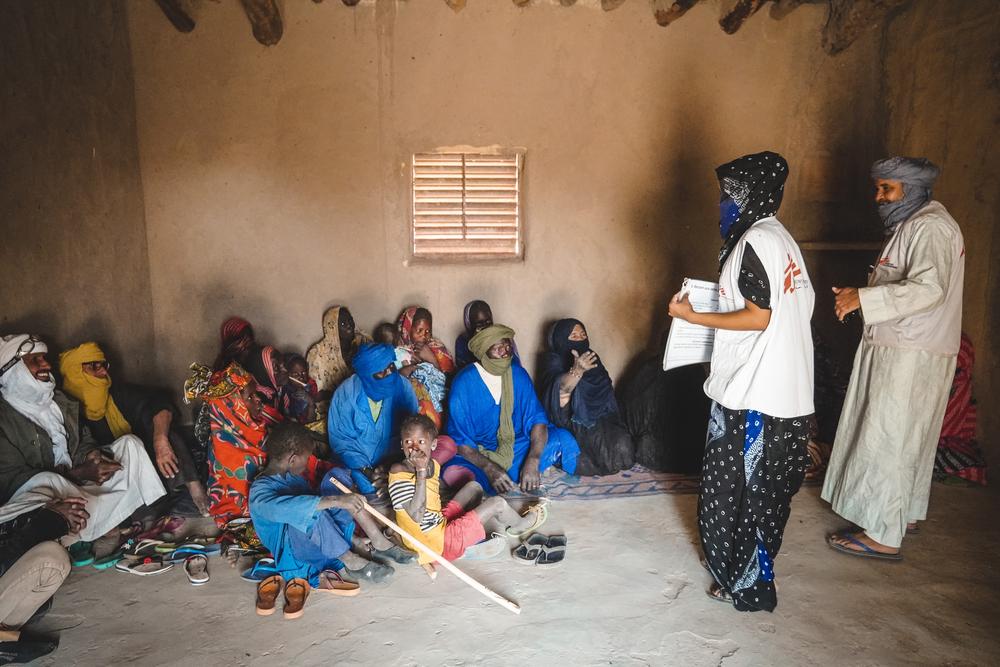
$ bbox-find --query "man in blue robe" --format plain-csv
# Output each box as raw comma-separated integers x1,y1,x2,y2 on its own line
444,325,579,494
327,344,419,497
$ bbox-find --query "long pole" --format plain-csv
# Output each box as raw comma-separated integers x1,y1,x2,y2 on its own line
328,477,521,615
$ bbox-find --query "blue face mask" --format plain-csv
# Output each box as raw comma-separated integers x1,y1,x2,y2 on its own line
719,196,741,239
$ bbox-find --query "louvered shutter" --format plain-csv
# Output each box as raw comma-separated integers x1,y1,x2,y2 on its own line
412,153,522,258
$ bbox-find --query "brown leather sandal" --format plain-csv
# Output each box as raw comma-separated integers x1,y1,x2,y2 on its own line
255,574,284,616
283,577,310,619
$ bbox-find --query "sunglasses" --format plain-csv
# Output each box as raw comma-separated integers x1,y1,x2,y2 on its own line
0,335,42,377
82,360,111,372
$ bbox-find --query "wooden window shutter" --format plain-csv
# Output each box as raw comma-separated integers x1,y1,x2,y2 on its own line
412,153,522,259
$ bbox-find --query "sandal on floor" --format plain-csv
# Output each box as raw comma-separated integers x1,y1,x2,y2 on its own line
92,550,124,570
315,570,360,597
256,575,284,616
283,578,310,619
536,544,565,566
826,533,903,561
68,541,94,567
340,561,394,585
241,558,279,583
512,534,548,564
460,534,508,561
706,583,732,604
122,538,164,558
185,554,210,586
545,534,567,549
906,524,920,535
505,499,550,538
114,555,174,576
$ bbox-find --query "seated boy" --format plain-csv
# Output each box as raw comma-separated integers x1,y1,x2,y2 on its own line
388,415,547,577
249,423,415,588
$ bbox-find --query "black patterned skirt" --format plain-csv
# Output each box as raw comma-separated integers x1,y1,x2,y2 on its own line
698,402,809,612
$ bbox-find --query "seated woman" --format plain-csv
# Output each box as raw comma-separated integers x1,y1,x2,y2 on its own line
374,323,442,431
59,342,210,516
444,325,579,494
307,306,367,400
454,300,519,370
184,363,268,528
243,345,288,425
396,307,454,417
281,353,320,425
213,316,256,371
326,344,419,499
539,320,635,476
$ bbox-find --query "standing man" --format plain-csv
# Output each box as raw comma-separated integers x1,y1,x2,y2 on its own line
823,157,965,560
670,151,815,612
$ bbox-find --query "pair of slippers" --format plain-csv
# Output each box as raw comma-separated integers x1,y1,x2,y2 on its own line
512,533,566,566
256,576,309,619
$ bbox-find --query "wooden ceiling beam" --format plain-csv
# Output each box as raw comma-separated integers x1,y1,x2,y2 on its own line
239,0,282,46
154,0,195,33
823,0,909,54
653,0,701,27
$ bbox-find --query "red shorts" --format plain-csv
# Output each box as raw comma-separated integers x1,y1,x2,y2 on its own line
442,510,486,561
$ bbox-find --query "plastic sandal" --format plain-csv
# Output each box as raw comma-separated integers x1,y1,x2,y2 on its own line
185,554,210,586
536,545,566,566
512,534,547,565
283,578,310,619
256,575,284,616
114,555,174,576
460,534,508,561
68,541,95,567
827,533,903,561
92,550,124,570
241,558,279,583
505,499,550,538
122,538,164,558
315,570,360,597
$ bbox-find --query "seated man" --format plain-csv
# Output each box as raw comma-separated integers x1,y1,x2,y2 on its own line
444,325,580,494
389,415,546,578
59,342,209,516
327,344,419,500
250,423,411,588
0,335,165,541
0,503,75,664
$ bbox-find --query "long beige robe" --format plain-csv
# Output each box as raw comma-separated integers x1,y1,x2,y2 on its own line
822,201,964,549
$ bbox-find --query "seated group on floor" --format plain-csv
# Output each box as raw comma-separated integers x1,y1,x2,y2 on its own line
0,300,709,652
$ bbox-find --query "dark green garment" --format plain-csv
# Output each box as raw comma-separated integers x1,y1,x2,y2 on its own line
0,391,99,504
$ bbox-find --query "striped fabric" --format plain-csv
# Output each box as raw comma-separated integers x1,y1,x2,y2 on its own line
387,479,444,533
934,333,986,485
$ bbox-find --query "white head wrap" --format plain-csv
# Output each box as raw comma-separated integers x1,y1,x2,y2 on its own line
0,334,72,467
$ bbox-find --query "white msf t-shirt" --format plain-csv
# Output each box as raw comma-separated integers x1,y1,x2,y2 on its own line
703,217,815,419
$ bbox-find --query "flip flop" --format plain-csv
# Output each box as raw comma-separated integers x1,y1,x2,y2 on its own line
545,534,567,549
154,542,179,554
92,550,124,570
283,578,310,619
827,533,903,561
114,556,174,576
906,524,920,535
512,534,548,564
315,570,360,597
706,583,732,604
256,575,284,616
241,558,279,583
505,499,550,538
122,539,164,558
185,554,210,586
68,541,94,567
536,545,565,566
460,534,508,561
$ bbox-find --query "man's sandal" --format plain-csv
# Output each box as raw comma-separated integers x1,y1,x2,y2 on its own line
255,575,284,616
826,533,902,561
283,578,310,619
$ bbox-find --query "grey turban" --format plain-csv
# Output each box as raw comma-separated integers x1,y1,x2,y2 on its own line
871,156,940,234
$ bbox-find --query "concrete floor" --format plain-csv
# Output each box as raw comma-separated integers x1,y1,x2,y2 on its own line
33,483,1000,666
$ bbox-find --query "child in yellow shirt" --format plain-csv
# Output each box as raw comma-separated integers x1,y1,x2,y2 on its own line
388,415,546,576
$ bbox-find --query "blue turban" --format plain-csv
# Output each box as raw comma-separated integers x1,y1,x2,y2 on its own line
352,343,398,401
871,157,940,234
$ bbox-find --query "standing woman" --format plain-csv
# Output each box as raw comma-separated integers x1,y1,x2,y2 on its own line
668,152,814,612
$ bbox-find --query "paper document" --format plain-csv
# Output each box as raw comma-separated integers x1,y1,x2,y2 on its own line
662,278,720,371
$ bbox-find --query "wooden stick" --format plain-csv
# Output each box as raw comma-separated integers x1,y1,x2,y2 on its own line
328,477,521,615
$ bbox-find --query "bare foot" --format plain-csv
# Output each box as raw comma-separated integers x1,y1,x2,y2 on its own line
421,563,438,580
829,531,900,555
187,481,211,517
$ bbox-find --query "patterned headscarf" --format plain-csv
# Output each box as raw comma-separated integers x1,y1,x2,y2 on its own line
871,156,940,235
716,151,789,271
214,316,254,370
184,362,253,404
468,324,517,470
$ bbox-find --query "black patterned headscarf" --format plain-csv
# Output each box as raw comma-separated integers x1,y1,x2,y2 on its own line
715,151,789,271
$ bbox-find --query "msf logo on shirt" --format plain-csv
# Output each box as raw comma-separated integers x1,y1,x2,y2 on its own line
783,254,805,294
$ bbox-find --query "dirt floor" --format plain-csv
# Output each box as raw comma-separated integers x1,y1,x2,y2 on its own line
31,483,1000,666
